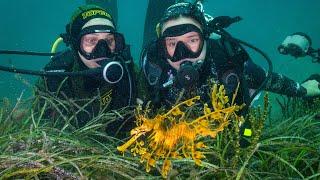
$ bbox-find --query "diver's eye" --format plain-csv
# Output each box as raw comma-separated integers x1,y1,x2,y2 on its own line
189,37,200,43
105,36,115,47
83,37,99,46
165,38,177,48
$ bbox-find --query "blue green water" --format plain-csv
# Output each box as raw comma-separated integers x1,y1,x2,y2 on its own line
0,0,319,116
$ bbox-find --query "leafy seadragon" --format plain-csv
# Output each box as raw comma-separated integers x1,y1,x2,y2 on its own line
117,84,243,177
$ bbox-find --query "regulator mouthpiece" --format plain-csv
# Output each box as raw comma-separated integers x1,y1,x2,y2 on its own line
99,60,124,84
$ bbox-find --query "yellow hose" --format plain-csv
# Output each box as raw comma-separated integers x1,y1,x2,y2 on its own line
51,37,63,54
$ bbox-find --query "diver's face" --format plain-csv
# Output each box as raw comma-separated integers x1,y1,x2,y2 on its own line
80,32,116,54
79,32,116,69
165,31,202,57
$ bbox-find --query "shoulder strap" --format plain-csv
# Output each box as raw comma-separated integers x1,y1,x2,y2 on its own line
218,37,249,66
140,41,164,86
206,38,251,109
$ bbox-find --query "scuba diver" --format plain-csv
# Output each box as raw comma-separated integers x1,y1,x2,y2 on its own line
0,0,175,136
140,1,320,108
33,5,137,136
139,1,320,145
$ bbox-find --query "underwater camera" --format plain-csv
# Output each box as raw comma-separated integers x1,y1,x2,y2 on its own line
278,32,320,63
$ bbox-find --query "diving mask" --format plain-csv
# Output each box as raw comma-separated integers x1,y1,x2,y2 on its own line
79,31,125,60
160,24,204,62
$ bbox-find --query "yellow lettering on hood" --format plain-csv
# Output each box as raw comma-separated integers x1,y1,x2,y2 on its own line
82,9,112,20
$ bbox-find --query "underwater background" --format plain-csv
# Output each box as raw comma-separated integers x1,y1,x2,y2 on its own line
0,0,319,117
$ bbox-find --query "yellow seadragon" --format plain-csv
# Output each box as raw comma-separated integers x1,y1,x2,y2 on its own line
117,84,243,177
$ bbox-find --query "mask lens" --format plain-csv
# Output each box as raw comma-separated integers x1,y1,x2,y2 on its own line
81,35,99,47
165,32,202,52
114,32,125,52
160,24,203,62
162,31,203,62
80,32,126,60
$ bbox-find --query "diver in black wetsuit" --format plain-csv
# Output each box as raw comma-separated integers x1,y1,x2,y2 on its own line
138,2,320,146
34,0,174,136
139,2,320,108
35,5,136,136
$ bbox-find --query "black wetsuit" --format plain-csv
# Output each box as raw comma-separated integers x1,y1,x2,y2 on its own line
140,38,307,110
35,48,136,135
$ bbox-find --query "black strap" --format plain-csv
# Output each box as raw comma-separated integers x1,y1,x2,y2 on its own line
206,39,251,110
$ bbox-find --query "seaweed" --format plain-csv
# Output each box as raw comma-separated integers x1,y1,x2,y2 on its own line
0,83,319,179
